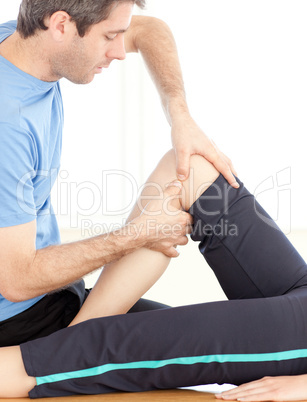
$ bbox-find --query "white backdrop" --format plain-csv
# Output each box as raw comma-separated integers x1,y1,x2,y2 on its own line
1,1,307,233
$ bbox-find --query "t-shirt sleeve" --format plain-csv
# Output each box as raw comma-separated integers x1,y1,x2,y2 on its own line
0,20,17,41
0,123,37,227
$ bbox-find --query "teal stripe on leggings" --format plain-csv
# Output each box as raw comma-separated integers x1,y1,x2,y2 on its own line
36,349,307,386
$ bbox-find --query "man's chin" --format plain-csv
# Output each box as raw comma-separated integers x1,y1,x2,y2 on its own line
68,74,95,85
65,72,95,85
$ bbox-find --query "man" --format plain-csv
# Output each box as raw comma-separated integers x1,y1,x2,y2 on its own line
0,0,237,345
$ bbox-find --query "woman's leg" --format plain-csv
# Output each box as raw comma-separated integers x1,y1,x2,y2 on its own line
4,152,307,398
18,153,307,398
0,346,35,397
72,148,307,328
0,150,216,398
20,287,307,398
0,150,217,398
187,168,307,299
70,150,218,325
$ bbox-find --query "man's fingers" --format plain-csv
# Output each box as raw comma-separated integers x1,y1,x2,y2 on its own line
164,180,184,211
186,224,193,235
165,180,183,195
176,235,189,246
210,141,239,186
220,151,238,177
165,247,180,258
228,161,238,178
175,150,190,181
175,142,239,188
212,158,239,189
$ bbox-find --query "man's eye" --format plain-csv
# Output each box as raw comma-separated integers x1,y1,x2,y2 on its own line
106,35,117,41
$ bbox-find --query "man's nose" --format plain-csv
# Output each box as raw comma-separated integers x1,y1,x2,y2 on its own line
106,35,126,61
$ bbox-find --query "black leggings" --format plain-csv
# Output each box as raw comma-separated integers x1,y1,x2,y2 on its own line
21,175,307,399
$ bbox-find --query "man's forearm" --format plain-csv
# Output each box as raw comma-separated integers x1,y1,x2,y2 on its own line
130,16,190,125
15,224,144,302
127,16,238,186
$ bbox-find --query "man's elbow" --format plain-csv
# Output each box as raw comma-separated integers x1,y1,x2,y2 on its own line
0,284,32,303
0,265,35,303
128,16,171,53
135,16,171,35
1,291,23,303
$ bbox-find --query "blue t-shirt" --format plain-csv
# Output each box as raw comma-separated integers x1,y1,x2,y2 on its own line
0,21,63,321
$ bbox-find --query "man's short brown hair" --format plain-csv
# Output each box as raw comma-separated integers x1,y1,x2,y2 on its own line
17,0,146,39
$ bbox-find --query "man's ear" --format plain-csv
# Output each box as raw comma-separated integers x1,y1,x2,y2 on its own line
45,11,76,42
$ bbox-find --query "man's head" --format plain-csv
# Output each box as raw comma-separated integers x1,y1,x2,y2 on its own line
15,0,145,84
17,0,145,39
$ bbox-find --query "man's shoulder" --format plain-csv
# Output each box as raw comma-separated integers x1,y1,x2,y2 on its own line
0,20,17,42
0,20,20,97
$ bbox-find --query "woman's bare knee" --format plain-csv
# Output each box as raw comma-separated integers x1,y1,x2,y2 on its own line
127,149,220,220
150,150,220,212
126,150,178,222
181,154,219,211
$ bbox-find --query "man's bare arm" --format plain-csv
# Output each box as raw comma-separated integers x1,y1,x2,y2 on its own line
125,16,238,187
0,220,141,302
0,183,192,303
125,16,186,125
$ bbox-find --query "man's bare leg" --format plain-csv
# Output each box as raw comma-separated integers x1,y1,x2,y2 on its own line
70,150,219,325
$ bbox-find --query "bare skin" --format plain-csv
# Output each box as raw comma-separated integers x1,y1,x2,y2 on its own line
0,153,306,400
0,1,237,398
215,376,307,401
0,2,236,304
128,16,238,185
0,6,237,186
0,346,36,398
0,151,218,398
70,149,219,325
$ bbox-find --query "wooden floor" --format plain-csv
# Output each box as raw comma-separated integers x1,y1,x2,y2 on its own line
0,389,219,401
2,389,307,401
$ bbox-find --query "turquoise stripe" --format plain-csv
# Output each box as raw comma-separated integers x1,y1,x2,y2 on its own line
36,349,307,386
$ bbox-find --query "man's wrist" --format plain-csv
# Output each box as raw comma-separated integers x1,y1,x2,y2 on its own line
114,221,147,251
166,97,191,127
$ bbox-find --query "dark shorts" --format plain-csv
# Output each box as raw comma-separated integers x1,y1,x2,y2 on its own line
0,290,83,347
0,288,168,347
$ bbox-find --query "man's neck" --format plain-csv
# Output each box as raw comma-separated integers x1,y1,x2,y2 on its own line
0,32,59,82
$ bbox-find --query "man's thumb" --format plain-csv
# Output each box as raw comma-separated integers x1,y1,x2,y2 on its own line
176,153,190,181
165,180,183,195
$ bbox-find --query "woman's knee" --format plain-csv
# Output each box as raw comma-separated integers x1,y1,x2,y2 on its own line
153,150,220,211
179,154,219,211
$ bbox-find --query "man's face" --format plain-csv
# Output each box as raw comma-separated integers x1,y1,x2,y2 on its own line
51,2,133,84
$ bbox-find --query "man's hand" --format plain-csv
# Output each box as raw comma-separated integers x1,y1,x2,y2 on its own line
215,375,307,401
126,17,237,188
171,114,239,188
132,181,193,258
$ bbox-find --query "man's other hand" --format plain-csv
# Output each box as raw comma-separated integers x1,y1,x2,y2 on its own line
171,115,239,189
133,180,193,258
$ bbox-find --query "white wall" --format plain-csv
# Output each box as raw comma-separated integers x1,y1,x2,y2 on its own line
142,0,307,233
1,1,307,234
